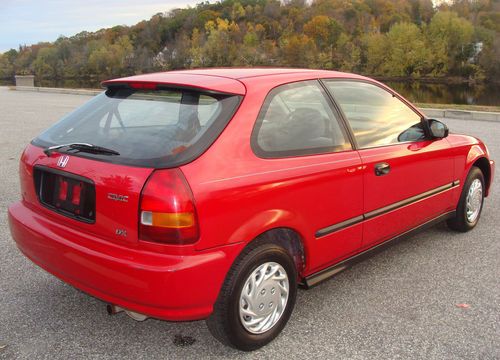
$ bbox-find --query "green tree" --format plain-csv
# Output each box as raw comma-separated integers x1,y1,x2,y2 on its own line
231,2,246,20
0,53,14,78
362,32,389,75
88,35,133,76
427,11,474,75
201,18,241,66
14,46,35,75
384,22,431,76
478,37,500,80
0,0,497,83
33,47,61,78
332,33,361,72
189,28,205,67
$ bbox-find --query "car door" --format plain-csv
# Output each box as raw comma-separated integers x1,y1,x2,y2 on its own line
323,80,455,249
251,80,364,271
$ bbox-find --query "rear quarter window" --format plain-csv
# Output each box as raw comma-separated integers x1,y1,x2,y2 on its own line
252,80,351,158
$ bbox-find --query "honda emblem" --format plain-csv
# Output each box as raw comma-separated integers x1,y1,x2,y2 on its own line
57,155,69,168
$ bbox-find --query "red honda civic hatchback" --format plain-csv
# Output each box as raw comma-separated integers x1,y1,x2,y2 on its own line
9,68,494,350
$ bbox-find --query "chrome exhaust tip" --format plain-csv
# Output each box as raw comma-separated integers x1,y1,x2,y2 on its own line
124,310,148,322
106,304,148,321
106,304,123,315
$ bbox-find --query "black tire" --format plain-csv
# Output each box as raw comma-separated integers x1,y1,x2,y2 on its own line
447,166,485,232
206,240,297,351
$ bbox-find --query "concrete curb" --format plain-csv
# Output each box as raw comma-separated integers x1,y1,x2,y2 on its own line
11,86,500,122
420,108,500,122
14,86,101,96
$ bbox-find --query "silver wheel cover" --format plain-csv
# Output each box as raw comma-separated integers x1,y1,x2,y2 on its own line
239,262,289,334
465,178,483,223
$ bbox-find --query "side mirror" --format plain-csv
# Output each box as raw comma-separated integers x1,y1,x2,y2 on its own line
428,119,449,139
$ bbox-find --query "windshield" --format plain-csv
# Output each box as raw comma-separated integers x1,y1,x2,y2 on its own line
33,87,241,167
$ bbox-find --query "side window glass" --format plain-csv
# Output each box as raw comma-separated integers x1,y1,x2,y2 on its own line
253,81,351,157
324,81,425,148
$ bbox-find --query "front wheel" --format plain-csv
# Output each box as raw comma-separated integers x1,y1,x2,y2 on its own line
206,242,297,351
447,166,485,232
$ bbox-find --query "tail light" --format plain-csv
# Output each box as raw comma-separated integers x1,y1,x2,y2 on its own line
128,82,157,90
139,169,199,245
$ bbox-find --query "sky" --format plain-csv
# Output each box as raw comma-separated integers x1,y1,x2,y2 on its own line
0,0,201,52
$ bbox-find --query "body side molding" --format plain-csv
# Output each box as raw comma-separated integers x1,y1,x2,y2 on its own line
315,181,460,238
303,211,456,289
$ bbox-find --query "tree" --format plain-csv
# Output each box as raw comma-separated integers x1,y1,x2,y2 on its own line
280,34,316,67
333,33,361,72
362,32,389,75
201,18,241,66
427,11,474,75
0,54,14,78
0,49,17,78
33,47,61,78
478,37,500,80
0,0,497,83
303,15,342,51
231,2,246,20
87,35,133,76
384,22,431,76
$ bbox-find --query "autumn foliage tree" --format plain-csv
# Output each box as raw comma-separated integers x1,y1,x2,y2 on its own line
0,0,498,83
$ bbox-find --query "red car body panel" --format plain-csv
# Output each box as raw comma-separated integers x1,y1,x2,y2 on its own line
446,135,494,196
19,145,153,246
358,139,456,247
8,68,494,321
9,201,244,320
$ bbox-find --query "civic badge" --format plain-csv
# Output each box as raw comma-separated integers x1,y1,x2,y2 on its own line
57,155,69,168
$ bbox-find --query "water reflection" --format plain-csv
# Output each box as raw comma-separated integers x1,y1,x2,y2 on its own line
385,81,500,106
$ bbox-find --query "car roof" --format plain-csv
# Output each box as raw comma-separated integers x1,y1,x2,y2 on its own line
169,68,326,79
102,68,370,96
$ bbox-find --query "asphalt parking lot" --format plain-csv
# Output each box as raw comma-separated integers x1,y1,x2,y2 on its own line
0,86,498,359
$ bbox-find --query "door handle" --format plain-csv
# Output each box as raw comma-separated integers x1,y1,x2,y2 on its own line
374,162,390,176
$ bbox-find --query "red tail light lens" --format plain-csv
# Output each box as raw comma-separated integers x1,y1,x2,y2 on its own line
71,182,82,205
58,178,68,201
139,169,199,245
128,82,157,90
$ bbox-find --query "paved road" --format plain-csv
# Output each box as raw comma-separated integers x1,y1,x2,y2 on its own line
0,87,498,359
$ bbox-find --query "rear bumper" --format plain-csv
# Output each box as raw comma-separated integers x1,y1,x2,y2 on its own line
8,201,243,321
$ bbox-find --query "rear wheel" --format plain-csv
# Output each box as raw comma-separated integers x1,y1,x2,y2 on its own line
206,241,297,351
447,166,485,232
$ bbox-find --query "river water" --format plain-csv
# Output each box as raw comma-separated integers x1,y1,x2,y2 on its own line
1,78,499,106
385,81,499,106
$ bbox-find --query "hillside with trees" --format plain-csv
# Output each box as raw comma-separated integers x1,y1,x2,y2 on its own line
0,0,499,84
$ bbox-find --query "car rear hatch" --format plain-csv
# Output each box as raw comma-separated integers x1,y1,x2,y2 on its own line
22,149,153,245
24,81,242,245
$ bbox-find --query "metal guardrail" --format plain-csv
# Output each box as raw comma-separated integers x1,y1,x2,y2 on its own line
14,86,102,96
421,108,500,122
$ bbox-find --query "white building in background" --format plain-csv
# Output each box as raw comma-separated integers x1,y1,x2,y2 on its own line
469,42,483,63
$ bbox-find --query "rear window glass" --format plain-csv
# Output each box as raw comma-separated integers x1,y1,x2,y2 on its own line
32,88,241,167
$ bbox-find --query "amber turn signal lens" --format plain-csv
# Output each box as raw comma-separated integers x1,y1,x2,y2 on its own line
139,169,199,245
141,211,195,228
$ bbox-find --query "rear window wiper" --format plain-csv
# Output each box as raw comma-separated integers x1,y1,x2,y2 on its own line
44,143,120,156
